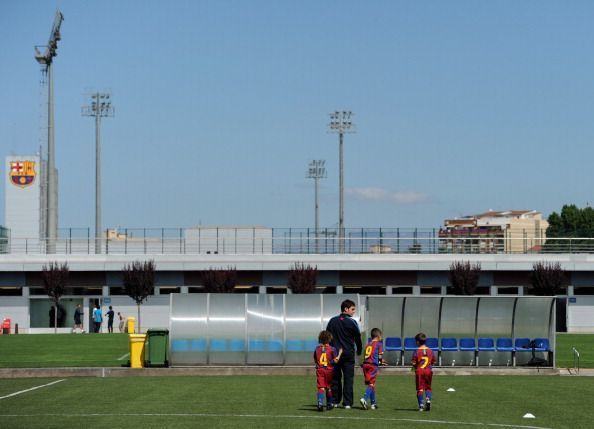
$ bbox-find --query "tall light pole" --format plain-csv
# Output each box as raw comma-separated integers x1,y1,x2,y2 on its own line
82,92,114,254
328,111,354,253
35,10,64,254
307,160,327,253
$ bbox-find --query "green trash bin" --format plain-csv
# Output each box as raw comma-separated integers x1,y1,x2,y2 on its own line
144,329,169,367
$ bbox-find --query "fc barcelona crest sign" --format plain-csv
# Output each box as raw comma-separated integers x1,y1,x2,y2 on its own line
9,160,36,188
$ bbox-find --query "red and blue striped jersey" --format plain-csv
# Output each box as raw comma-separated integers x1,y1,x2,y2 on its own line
411,345,435,370
314,344,339,369
363,339,384,366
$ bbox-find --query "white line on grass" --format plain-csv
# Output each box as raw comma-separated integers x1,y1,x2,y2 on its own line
0,412,553,429
0,379,65,400
117,353,130,361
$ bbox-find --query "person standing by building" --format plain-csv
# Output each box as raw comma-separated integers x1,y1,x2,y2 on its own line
92,303,102,333
105,306,115,333
73,304,83,333
49,306,56,328
326,299,362,409
118,312,125,333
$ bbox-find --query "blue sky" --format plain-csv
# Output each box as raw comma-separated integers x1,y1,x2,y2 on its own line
1,1,594,230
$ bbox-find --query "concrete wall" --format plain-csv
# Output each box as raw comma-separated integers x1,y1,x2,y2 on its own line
567,296,594,333
0,297,28,333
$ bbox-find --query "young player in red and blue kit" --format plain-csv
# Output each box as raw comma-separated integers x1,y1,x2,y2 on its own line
314,330,343,412
411,332,436,411
359,328,385,410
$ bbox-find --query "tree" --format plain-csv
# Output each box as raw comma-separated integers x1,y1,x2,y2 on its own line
546,204,594,252
287,262,318,294
530,261,566,296
122,260,155,332
42,262,69,334
201,266,237,293
448,261,481,295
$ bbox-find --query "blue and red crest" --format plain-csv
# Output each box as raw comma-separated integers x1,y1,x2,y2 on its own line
9,161,36,188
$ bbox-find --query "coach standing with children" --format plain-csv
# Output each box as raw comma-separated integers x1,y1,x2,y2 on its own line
326,299,362,409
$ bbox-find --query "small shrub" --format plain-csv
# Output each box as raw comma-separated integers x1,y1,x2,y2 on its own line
287,262,318,294
202,266,237,293
530,261,565,296
448,261,481,295
122,260,155,332
42,261,69,333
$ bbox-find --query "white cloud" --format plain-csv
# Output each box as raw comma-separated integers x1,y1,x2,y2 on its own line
346,187,428,204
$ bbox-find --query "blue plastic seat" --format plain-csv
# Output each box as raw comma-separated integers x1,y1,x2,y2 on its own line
459,338,476,351
210,338,227,352
305,339,319,351
249,338,266,352
268,340,283,352
478,338,495,351
426,337,439,351
229,339,245,352
514,338,532,352
440,337,458,351
496,338,514,352
533,338,550,352
190,338,207,352
171,339,190,352
384,337,402,351
286,339,303,352
403,337,417,351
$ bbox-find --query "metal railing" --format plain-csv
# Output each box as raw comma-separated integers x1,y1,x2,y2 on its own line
573,347,580,375
2,226,594,255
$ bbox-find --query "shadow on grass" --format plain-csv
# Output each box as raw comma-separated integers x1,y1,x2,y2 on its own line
298,404,324,413
393,407,423,412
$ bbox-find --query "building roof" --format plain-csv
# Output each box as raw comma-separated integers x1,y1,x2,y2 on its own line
475,210,538,218
445,210,541,224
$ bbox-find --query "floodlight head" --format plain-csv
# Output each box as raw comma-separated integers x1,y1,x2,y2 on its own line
307,159,327,179
328,110,355,134
34,10,64,66
82,91,114,118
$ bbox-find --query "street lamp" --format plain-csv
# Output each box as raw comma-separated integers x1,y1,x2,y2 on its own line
307,160,327,253
328,111,354,253
35,10,64,253
82,92,114,254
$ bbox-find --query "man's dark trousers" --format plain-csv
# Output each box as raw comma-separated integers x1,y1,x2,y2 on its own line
332,355,355,407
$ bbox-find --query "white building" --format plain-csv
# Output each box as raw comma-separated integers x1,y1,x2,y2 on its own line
4,155,46,253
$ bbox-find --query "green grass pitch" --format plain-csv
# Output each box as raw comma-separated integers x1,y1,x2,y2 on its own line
1,375,593,429
0,334,593,428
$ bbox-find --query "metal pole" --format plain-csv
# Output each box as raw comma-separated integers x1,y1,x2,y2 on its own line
339,131,344,253
95,94,102,255
82,92,113,254
307,160,326,252
315,174,319,252
47,64,57,253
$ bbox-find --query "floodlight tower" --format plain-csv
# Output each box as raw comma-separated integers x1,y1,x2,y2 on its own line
82,92,114,254
35,10,64,254
307,160,327,252
328,111,354,253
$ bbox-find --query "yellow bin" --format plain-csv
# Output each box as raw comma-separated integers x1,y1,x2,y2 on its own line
129,334,146,368
127,317,136,334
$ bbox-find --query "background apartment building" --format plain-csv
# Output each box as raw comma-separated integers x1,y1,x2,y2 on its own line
439,210,549,253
